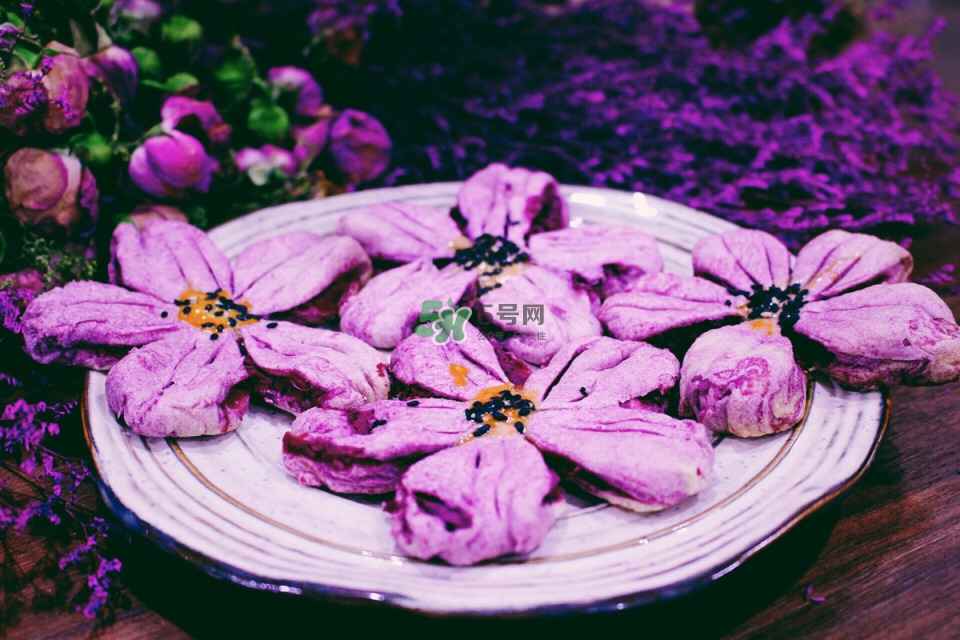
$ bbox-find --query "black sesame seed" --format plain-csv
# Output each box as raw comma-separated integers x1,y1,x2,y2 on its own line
228,318,237,327
371,419,387,429
580,387,589,396
515,422,524,433
491,411,507,421
201,322,214,328
267,322,278,328
183,306,191,315
174,299,186,306
519,407,531,416
407,400,420,407
215,311,224,317
217,325,224,332
724,300,732,307
161,311,168,318
473,425,491,437
210,333,219,341
204,305,212,312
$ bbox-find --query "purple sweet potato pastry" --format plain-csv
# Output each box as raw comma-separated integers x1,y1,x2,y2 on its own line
22,219,388,437
337,202,462,263
339,260,477,349
106,329,249,438
692,229,792,290
679,323,806,437
242,321,390,413
284,330,712,564
389,437,563,566
282,399,467,493
21,281,181,369
456,163,568,246
336,164,665,365
599,273,745,341
794,284,960,389
525,408,713,512
390,322,508,400
601,227,960,436
479,265,602,366
790,229,913,299
232,232,371,324
525,336,680,410
526,223,663,297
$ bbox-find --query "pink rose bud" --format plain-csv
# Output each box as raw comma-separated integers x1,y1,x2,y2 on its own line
293,117,331,166
329,109,391,184
0,269,45,293
128,130,219,199
85,45,139,106
127,204,189,231
267,66,324,119
0,71,46,136
40,43,89,135
160,96,231,147
4,148,99,233
236,145,298,185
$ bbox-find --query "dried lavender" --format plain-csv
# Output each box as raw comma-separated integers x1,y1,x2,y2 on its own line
362,0,960,247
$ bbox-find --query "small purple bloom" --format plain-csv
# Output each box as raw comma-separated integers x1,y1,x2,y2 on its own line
293,117,332,166
128,130,219,199
160,96,231,147
267,66,324,119
4,148,98,234
329,109,392,184
84,45,139,106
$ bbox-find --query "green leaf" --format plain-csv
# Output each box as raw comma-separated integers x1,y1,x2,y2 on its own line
140,72,198,93
247,100,291,145
131,47,163,78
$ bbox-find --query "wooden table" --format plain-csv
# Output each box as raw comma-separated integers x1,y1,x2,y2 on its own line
3,221,960,639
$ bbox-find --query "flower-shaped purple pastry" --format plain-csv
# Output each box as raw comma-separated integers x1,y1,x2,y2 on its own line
21,220,388,437
282,324,713,565
337,163,663,364
599,229,960,437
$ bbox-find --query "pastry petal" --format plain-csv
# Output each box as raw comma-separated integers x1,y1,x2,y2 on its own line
21,281,181,369
388,436,563,565
241,321,389,414
337,202,461,263
679,324,806,437
692,229,792,290
791,229,913,300
526,407,713,512
282,399,466,494
457,163,568,246
109,219,233,303
105,329,249,437
793,283,960,388
233,232,371,322
527,223,664,298
339,260,476,349
479,265,602,366
524,336,679,410
390,323,509,401
599,273,744,341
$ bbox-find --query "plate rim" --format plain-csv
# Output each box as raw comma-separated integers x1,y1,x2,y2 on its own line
81,184,892,617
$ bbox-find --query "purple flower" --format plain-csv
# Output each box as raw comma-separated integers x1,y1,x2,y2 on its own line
236,145,298,185
0,71,47,136
21,220,381,436
338,163,663,364
84,45,139,106
40,43,89,135
160,96,231,146
284,327,712,564
4,148,98,234
599,228,960,436
328,109,391,184
266,66,324,119
128,130,219,199
293,117,332,166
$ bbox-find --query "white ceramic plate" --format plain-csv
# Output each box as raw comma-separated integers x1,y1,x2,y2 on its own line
83,184,887,615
